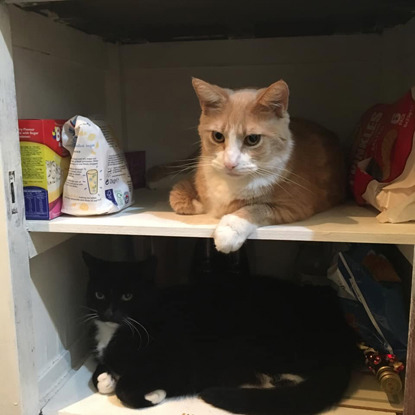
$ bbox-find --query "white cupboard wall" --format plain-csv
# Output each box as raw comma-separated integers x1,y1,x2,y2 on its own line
10,8,109,126
29,234,121,407
10,5,415,172
0,2,414,415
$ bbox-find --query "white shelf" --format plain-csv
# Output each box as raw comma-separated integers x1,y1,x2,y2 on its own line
26,189,415,245
41,360,403,415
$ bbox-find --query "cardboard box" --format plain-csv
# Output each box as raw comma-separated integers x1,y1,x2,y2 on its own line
19,119,70,220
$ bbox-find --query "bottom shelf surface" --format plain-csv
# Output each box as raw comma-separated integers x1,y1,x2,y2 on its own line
42,359,404,415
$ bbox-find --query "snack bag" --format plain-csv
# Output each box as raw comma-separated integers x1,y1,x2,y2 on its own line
61,116,133,215
19,119,70,220
349,88,415,223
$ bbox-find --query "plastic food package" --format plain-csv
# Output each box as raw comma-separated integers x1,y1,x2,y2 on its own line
350,88,415,223
61,116,133,216
19,119,70,220
328,244,409,360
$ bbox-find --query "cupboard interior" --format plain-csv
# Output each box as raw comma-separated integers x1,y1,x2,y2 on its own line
8,3,415,414
32,235,412,415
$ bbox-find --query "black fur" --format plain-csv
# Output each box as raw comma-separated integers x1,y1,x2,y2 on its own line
84,252,359,415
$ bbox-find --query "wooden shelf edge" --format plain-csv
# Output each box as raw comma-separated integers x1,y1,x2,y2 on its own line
25,190,415,245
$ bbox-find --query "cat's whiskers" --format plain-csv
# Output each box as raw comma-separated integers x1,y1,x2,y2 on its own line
246,173,276,197
127,318,140,338
79,313,98,325
278,167,308,181
278,175,313,193
163,155,208,164
278,167,315,188
256,166,287,179
166,164,197,171
78,304,99,325
127,317,151,348
167,161,210,170
167,157,200,164
80,305,98,312
123,318,133,336
257,167,312,193
250,170,292,197
261,165,312,189
123,317,142,345
165,156,212,170
167,161,212,180
167,165,200,181
164,166,198,180
210,160,226,171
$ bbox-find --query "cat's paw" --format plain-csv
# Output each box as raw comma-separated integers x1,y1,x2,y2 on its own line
214,215,256,253
144,389,167,405
169,180,203,215
191,199,205,214
97,372,116,394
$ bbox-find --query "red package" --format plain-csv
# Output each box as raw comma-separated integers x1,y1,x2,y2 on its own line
350,88,415,223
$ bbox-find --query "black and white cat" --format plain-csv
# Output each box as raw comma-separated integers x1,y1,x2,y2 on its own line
83,252,359,415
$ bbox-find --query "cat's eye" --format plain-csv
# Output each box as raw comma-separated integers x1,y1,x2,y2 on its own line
212,131,225,143
245,134,261,146
95,291,105,300
121,293,133,302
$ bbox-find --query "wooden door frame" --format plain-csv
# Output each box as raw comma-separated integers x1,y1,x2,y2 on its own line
0,3,39,415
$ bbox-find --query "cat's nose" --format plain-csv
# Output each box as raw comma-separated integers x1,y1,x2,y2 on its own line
103,309,114,321
224,160,238,170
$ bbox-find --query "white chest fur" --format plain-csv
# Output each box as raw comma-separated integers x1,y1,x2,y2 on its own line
95,320,119,359
203,168,277,217
205,173,238,208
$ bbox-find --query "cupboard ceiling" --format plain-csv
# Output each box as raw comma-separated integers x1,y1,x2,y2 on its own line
16,0,415,43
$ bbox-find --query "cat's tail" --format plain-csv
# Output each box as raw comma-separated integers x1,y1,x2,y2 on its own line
200,363,351,415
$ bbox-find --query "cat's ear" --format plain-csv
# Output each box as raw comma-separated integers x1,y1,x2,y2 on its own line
254,80,289,117
192,78,228,113
82,251,101,269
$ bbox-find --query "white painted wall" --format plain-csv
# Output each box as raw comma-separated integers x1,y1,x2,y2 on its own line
10,7,108,121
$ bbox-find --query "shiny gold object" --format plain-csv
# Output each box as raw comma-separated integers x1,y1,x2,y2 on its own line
376,366,402,394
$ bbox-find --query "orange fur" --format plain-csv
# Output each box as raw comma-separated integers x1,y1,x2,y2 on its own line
169,78,345,252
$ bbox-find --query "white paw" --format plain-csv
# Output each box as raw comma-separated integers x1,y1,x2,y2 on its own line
279,373,305,385
144,389,167,405
213,214,256,253
97,372,116,394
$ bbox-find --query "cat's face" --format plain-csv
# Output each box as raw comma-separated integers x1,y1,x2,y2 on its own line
83,252,157,325
193,78,293,180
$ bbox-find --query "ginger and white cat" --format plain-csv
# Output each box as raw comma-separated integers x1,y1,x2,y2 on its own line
169,78,345,253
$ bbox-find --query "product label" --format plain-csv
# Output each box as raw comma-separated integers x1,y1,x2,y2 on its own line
61,116,133,215
24,186,49,220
